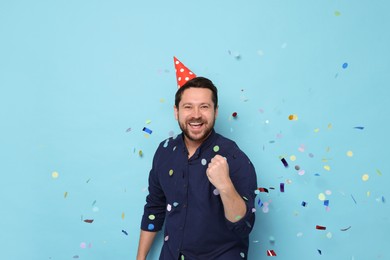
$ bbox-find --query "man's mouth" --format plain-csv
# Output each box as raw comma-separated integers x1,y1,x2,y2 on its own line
189,122,204,129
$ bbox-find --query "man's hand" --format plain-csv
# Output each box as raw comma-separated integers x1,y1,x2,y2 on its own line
206,155,232,191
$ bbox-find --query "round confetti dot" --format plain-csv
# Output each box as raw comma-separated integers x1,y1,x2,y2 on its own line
318,193,326,201
290,155,296,161
286,179,293,184
342,62,348,69
213,145,220,152
326,232,333,239
262,207,269,213
213,189,220,196
288,114,298,120
240,252,245,258
52,171,59,179
80,242,86,249
164,235,169,241
298,170,305,176
251,208,256,213
362,174,369,181
201,159,207,166
167,204,172,212
147,224,155,230
309,153,314,158
254,189,260,195
325,190,332,195
148,214,155,220
232,112,238,118
169,169,174,176
265,120,270,124
294,165,300,171
347,151,353,157
324,165,331,171
335,10,341,16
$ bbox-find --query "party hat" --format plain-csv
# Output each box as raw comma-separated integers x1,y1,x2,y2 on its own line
173,56,196,88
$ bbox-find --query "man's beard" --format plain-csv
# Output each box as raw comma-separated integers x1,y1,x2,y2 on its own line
178,117,216,143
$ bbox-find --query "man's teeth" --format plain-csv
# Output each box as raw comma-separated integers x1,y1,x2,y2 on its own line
190,122,202,126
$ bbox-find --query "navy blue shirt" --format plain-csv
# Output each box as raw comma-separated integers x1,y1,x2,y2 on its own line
141,129,258,260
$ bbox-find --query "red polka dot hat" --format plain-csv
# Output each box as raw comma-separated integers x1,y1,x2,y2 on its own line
173,56,196,88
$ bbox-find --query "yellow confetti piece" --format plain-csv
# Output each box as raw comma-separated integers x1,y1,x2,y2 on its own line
362,174,369,181
314,128,320,133
327,123,332,129
64,192,68,198
122,212,125,220
169,169,174,176
346,151,353,157
367,191,371,197
290,155,297,161
145,120,152,124
288,114,298,120
318,193,326,201
148,214,155,220
160,98,165,103
324,165,331,171
144,134,150,138
52,171,59,179
335,10,341,16
213,145,220,152
138,150,143,157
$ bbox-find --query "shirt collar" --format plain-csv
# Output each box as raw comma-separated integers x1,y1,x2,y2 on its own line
180,129,217,160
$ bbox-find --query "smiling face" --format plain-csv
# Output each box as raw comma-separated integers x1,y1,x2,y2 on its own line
174,87,218,149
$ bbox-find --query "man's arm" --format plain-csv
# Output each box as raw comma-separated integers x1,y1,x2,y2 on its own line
136,230,158,260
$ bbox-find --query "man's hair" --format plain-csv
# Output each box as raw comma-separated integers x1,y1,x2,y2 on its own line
175,77,218,109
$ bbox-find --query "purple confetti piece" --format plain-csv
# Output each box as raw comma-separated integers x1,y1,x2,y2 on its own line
281,158,288,168
280,183,285,192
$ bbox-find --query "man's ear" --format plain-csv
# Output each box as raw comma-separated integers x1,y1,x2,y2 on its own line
174,105,178,120
215,105,219,118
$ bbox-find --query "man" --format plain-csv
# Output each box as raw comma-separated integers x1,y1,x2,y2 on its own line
137,77,258,259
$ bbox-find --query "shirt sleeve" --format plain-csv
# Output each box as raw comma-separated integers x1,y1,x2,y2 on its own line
224,150,258,238
140,146,166,232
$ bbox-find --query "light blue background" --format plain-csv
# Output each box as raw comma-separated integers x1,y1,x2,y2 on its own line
0,0,388,259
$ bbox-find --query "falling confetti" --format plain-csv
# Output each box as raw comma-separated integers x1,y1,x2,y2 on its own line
342,62,348,69
316,225,326,230
340,226,352,231
122,230,128,235
84,219,94,223
142,127,152,134
362,174,369,181
288,114,298,120
354,126,364,130
64,192,68,198
281,158,289,168
122,212,125,220
51,171,59,179
347,151,353,157
267,250,277,256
